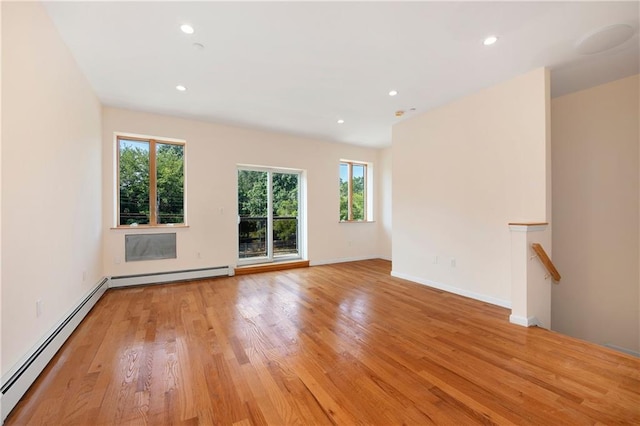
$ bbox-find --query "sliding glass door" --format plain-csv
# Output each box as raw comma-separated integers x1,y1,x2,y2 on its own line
238,167,301,264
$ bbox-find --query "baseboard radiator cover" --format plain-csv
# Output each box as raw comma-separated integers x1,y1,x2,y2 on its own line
109,265,232,288
0,278,109,421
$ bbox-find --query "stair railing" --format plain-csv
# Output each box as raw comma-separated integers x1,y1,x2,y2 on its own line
531,243,561,282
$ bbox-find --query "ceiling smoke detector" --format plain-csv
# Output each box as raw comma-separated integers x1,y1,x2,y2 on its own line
575,24,635,55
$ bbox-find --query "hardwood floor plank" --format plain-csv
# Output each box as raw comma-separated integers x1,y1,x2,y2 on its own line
289,361,357,425
240,361,287,425
6,260,639,425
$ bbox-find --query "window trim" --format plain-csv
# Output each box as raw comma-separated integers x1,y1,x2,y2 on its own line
115,135,186,228
340,160,369,222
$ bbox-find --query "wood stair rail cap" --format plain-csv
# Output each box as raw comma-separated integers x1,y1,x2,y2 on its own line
531,243,561,282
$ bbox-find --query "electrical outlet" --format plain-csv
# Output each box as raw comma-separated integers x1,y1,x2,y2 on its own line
82,271,87,282
115,257,121,264
197,252,202,259
433,256,438,264
36,300,44,317
450,258,456,267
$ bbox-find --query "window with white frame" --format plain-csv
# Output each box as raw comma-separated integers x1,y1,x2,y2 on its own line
339,160,369,221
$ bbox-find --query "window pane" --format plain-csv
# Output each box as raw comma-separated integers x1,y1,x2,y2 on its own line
238,170,268,258
156,143,185,224
339,163,349,221
352,164,366,221
273,173,298,257
119,139,150,225
238,217,267,258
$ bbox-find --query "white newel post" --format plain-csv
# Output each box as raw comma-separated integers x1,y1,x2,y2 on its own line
509,223,552,329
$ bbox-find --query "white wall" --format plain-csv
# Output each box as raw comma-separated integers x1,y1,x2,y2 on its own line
551,74,639,353
378,147,392,260
391,68,550,307
1,2,103,375
102,107,382,276
0,0,4,381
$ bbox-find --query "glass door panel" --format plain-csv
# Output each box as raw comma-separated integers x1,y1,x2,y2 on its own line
272,173,299,258
238,170,268,259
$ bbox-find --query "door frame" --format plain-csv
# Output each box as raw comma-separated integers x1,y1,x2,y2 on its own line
237,165,306,266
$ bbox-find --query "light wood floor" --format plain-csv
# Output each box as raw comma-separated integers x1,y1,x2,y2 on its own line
6,260,639,425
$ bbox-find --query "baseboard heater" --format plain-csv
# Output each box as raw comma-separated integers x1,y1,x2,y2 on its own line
109,265,232,288
1,278,109,422
0,267,231,421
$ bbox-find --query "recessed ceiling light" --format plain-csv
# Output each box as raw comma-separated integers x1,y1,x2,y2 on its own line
192,42,205,51
180,24,195,34
337,119,345,124
389,90,398,96
176,85,187,92
483,35,498,46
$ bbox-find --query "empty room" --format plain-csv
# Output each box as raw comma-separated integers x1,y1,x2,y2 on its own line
1,1,639,424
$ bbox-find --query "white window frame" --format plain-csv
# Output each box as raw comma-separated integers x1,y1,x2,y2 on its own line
237,165,306,266
339,160,373,222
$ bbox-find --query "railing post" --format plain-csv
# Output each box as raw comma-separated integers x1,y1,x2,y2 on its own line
508,223,552,329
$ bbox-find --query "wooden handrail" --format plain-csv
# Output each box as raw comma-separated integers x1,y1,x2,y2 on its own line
531,243,561,282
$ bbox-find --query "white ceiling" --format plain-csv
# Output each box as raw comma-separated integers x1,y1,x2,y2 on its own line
43,1,639,148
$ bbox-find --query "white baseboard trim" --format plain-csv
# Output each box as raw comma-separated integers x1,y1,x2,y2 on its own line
390,270,511,309
1,278,109,421
509,314,541,327
109,266,231,288
309,255,383,267
603,343,640,358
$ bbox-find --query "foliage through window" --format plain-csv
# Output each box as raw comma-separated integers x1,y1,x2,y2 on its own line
340,161,367,221
237,168,300,261
118,136,185,226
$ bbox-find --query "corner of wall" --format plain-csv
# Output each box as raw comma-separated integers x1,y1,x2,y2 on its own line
377,146,392,261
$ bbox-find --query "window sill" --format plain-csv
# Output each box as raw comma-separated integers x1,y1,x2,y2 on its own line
110,224,190,230
339,220,376,224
